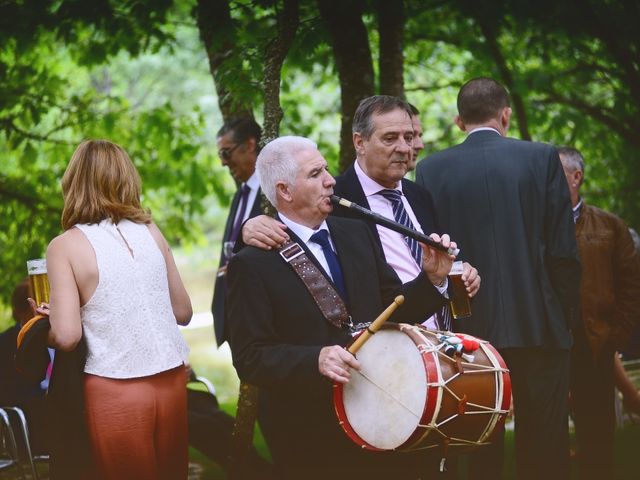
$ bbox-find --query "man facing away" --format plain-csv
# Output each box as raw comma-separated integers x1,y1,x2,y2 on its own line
226,135,457,479
558,146,640,480
211,118,264,346
416,77,581,480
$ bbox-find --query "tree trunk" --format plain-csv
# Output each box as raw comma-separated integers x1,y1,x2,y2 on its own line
318,0,375,173
196,0,254,121
262,0,300,144
377,0,405,98
476,17,532,141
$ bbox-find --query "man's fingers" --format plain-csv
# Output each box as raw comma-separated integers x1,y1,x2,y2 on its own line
338,349,361,370
319,346,360,382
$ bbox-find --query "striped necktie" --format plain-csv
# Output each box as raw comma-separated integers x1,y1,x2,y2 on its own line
377,189,422,267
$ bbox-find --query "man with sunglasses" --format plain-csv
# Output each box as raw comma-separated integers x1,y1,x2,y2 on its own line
212,117,264,347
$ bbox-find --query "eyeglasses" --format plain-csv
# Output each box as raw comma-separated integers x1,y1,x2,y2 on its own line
219,143,240,161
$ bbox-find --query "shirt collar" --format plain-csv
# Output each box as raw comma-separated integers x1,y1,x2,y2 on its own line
467,127,501,136
244,171,260,190
572,198,583,223
354,159,403,197
278,213,329,244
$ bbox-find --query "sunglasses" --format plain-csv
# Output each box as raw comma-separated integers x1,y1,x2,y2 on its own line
219,143,241,161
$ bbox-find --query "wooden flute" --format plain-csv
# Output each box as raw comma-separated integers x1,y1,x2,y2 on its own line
330,194,460,257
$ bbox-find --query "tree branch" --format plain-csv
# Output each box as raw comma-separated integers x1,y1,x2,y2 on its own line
537,93,640,149
262,0,300,143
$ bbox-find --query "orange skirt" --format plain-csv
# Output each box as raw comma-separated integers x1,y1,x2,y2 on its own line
83,365,188,480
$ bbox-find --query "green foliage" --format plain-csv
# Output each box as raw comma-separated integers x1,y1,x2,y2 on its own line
0,1,230,306
1,0,639,308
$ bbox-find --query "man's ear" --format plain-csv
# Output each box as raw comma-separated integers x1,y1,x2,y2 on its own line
501,107,512,132
574,169,584,188
353,132,365,156
245,137,257,153
276,181,292,203
454,115,466,132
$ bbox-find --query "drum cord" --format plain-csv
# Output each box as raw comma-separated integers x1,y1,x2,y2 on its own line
354,369,423,420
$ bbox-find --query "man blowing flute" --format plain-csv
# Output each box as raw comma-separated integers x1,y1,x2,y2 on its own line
225,136,458,480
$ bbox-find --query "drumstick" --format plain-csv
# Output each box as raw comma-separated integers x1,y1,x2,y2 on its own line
348,295,404,354
331,195,460,257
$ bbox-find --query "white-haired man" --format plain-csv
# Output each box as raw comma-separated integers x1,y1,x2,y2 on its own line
226,136,456,479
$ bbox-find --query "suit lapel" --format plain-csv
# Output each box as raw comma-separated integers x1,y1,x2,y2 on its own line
341,164,371,208
402,180,436,235
336,165,385,256
327,217,365,305
248,187,264,217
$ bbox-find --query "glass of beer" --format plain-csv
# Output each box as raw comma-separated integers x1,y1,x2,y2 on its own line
448,261,472,319
27,258,50,306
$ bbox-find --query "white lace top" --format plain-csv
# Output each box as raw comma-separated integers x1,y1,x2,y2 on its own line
76,219,189,379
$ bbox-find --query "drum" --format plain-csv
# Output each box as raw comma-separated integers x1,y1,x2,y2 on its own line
333,323,511,452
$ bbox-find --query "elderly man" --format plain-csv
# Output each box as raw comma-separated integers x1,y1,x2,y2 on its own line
416,77,581,480
558,146,640,480
226,136,456,479
212,118,264,346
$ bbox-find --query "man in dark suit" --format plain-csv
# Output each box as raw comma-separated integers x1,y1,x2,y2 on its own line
226,135,456,479
241,96,480,333
416,77,581,480
212,118,264,346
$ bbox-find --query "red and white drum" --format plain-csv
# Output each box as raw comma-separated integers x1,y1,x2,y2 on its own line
333,323,511,452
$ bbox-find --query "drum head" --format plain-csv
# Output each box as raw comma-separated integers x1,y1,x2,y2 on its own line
341,328,428,450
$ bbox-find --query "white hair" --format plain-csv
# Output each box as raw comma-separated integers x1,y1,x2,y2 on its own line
256,136,318,206
557,146,584,173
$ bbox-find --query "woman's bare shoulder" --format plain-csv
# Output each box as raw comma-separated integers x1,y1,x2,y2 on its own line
47,227,91,255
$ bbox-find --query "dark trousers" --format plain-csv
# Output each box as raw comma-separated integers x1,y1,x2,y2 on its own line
503,348,570,480
570,330,615,480
187,389,274,479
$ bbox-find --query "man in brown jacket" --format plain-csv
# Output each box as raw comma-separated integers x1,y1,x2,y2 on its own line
559,146,640,480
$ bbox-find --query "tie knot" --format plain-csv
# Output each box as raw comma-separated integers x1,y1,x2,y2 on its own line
310,229,331,248
241,183,251,196
378,188,403,204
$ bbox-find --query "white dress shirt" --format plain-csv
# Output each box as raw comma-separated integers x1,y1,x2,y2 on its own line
279,214,336,281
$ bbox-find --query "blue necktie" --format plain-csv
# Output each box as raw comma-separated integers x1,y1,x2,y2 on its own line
310,229,348,301
378,189,422,267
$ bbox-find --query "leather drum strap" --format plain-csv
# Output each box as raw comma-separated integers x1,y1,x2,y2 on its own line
279,241,350,329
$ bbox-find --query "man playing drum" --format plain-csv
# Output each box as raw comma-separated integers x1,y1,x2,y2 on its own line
226,136,461,479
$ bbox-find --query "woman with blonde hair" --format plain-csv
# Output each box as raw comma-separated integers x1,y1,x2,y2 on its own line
36,139,192,479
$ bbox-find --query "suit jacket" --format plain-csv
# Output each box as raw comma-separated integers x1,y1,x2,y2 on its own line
416,130,581,349
226,216,447,478
333,163,441,256
13,316,90,478
212,187,263,346
576,202,640,358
